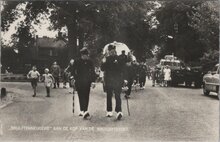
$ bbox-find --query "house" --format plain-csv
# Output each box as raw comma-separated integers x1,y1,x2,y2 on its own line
30,36,68,73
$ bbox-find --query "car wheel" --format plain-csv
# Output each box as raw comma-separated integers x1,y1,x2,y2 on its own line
218,94,220,100
185,81,192,87
203,84,210,96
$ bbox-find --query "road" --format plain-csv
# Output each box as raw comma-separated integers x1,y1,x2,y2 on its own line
0,80,219,142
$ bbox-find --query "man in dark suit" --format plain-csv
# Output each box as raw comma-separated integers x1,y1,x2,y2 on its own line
72,48,96,119
138,61,147,89
101,45,127,120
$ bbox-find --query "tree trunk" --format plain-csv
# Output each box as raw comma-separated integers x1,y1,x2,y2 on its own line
67,24,78,60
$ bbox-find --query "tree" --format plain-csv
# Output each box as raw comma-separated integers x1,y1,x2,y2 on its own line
2,1,157,64
154,1,219,65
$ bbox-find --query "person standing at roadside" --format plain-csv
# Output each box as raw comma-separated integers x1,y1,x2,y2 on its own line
50,61,61,88
151,66,157,87
138,61,147,89
163,65,171,87
27,66,40,97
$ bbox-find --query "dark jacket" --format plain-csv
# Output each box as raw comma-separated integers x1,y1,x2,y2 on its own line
118,54,128,65
65,63,75,77
101,55,125,88
50,64,61,77
124,63,136,81
138,64,147,76
72,58,96,88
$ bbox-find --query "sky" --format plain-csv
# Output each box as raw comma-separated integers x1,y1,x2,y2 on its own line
1,3,59,46
1,1,160,47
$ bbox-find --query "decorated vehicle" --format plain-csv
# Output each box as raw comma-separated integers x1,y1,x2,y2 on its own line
203,64,220,99
101,41,136,92
158,54,203,88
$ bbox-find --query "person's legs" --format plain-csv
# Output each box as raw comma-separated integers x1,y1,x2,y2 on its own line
152,78,155,87
114,87,122,113
143,75,146,86
53,77,56,88
33,86,36,96
77,88,84,112
106,86,113,112
31,80,37,97
46,87,50,97
139,76,144,88
83,86,91,112
56,77,60,88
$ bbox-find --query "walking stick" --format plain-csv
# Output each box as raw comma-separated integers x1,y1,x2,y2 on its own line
126,97,130,116
72,93,74,114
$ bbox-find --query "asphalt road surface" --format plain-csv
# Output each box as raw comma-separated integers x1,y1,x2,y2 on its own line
0,80,219,142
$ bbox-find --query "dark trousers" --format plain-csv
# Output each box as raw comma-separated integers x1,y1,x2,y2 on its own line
106,86,122,113
77,84,91,112
126,78,133,96
31,79,38,95
139,75,146,87
53,77,59,88
46,87,50,96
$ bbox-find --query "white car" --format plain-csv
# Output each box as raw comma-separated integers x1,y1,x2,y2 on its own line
203,64,220,99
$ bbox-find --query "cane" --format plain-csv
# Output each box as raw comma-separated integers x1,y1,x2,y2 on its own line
126,97,130,116
123,82,130,116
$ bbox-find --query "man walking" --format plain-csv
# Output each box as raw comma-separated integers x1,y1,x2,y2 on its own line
138,61,147,89
72,48,96,119
27,66,40,97
50,61,61,88
64,59,75,93
101,45,127,120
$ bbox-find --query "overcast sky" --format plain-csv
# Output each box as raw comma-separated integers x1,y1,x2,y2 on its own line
1,3,59,46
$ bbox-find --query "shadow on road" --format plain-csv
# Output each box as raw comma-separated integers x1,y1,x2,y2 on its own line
160,85,202,90
200,93,219,100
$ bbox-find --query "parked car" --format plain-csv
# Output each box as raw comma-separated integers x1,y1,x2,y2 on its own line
203,64,220,99
158,54,203,88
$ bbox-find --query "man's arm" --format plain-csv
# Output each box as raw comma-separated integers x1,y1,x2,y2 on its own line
27,71,31,79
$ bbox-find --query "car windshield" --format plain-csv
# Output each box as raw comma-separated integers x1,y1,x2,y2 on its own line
161,61,180,67
162,61,172,66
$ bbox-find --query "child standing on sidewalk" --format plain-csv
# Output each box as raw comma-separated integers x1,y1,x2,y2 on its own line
27,66,40,97
42,68,54,97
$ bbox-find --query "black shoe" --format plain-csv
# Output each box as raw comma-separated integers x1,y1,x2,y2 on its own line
46,95,50,97
116,112,123,120
32,94,36,97
83,111,91,120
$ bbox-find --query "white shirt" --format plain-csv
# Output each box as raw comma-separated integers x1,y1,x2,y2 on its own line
27,70,40,79
42,73,54,87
